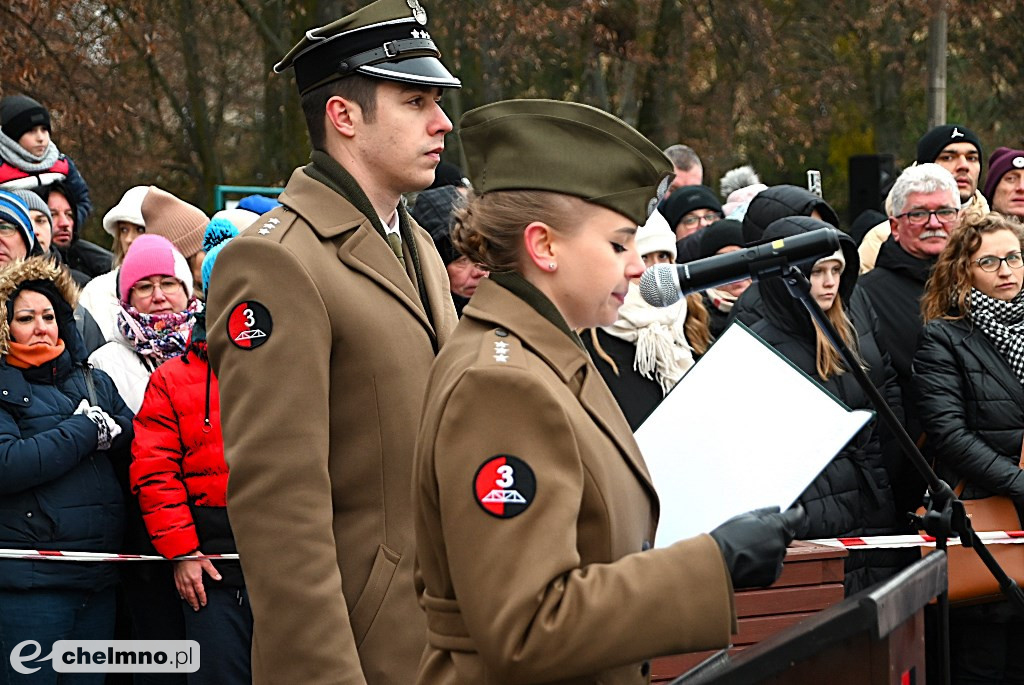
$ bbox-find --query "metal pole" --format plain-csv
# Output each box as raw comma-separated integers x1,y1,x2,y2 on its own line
926,0,948,128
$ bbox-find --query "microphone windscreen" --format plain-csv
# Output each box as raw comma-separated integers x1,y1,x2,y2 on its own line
639,264,681,307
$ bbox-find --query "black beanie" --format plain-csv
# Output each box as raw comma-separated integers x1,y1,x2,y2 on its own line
7,279,74,345
0,95,51,142
429,161,467,190
916,124,983,167
697,219,745,259
411,186,462,265
658,185,722,231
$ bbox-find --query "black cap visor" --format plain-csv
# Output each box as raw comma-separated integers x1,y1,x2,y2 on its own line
359,56,461,89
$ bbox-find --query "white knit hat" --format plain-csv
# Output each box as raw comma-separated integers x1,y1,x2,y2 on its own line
212,207,260,232
814,248,846,273
635,210,677,259
102,186,149,238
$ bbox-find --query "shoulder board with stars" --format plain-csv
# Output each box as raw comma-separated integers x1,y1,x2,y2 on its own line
476,327,526,368
257,217,280,236
246,209,295,240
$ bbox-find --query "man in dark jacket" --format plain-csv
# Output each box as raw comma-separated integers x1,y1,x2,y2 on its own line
859,163,961,514
37,182,113,283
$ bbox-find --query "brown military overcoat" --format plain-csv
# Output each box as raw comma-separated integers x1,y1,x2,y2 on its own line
207,167,457,685
413,278,736,685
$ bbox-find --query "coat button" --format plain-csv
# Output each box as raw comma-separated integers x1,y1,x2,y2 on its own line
495,328,509,337
25,512,32,518
641,661,650,677
642,540,651,551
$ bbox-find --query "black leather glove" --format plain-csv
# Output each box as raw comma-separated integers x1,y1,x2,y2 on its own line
709,505,805,589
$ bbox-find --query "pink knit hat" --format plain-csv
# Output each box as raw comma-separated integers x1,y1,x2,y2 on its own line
118,234,194,303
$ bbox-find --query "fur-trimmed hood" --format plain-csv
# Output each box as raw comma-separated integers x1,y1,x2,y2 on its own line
0,256,79,355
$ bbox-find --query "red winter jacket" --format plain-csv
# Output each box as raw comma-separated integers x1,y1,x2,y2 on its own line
130,338,238,577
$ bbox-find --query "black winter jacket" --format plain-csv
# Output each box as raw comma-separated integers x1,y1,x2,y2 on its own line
741,185,840,245
749,218,910,594
858,237,936,513
913,317,1024,502
582,329,665,431
858,236,935,408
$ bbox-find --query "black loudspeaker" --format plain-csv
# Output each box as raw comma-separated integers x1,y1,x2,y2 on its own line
848,154,895,224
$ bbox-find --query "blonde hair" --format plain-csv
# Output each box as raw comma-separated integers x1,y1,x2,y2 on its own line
683,293,711,356
813,296,860,380
450,190,596,272
921,213,1024,322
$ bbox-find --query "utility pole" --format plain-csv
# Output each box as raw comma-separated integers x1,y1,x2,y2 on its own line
926,0,948,128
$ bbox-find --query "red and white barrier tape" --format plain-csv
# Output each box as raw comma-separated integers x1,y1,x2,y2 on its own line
0,549,239,562
7,532,1024,560
808,531,1024,550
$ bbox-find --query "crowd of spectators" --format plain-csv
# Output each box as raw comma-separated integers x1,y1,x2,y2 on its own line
0,85,1022,685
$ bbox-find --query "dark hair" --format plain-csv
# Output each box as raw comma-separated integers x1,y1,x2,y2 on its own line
300,75,379,150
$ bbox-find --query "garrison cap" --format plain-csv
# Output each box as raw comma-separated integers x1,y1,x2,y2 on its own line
459,100,672,227
274,0,460,95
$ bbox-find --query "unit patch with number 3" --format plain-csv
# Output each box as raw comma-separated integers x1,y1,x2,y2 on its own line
474,455,535,518
227,301,273,349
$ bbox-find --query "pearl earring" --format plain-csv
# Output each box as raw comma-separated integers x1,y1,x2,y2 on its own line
548,262,557,271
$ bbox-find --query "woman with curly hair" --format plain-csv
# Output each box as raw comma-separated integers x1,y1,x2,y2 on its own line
914,213,1024,684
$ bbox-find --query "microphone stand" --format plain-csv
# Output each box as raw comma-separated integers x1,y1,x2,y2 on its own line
776,264,1024,685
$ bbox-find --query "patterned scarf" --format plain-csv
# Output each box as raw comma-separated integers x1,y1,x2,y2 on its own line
0,128,59,173
602,282,694,395
117,298,201,364
969,287,1024,385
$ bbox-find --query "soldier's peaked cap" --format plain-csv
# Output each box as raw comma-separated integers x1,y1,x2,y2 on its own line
459,99,673,227
274,0,460,95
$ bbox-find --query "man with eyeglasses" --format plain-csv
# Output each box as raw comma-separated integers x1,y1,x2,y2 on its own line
859,124,988,273
657,184,723,241
859,162,961,514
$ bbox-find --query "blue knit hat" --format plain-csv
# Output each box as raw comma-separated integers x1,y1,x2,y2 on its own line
200,218,239,294
0,189,35,253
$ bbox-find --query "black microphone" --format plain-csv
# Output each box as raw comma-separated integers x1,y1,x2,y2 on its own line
639,227,842,306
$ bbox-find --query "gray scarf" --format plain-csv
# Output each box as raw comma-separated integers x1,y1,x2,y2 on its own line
969,287,1024,385
0,128,59,172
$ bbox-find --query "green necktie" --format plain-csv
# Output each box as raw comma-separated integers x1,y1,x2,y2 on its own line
386,231,406,270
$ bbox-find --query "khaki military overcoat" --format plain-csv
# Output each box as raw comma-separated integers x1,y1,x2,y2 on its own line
207,167,457,685
413,278,736,685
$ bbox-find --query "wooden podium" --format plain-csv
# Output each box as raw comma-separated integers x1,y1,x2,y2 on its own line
652,541,848,682
670,551,946,684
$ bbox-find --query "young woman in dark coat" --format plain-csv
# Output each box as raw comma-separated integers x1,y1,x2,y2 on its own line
749,216,911,595
0,257,133,684
913,213,1024,684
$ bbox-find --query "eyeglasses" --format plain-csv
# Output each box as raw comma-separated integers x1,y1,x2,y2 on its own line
679,211,723,229
893,208,959,225
131,278,183,299
973,253,1024,272
0,224,19,236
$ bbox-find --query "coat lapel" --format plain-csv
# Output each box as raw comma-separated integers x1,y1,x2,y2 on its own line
577,364,660,507
279,169,436,338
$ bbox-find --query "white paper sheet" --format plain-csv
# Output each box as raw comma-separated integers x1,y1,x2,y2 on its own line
633,322,873,547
